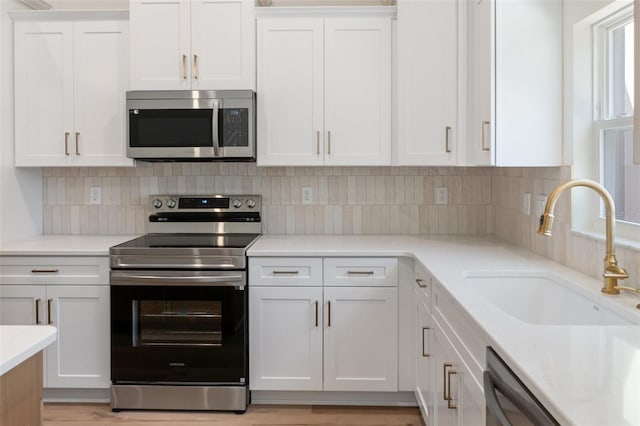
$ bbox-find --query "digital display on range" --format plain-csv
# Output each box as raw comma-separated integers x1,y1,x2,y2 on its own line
178,197,229,209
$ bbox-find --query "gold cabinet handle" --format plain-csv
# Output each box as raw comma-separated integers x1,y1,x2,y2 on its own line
193,54,198,79
316,131,320,155
64,132,70,155
346,271,374,276
415,278,427,288
31,269,59,273
421,326,430,357
182,54,187,79
481,120,491,151
327,300,331,327
445,126,452,153
47,298,53,325
447,370,458,409
272,270,299,275
75,132,80,155
315,300,319,327
327,131,332,154
35,299,41,325
443,363,452,400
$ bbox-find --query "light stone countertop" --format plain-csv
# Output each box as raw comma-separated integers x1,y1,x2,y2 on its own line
0,325,57,376
248,234,640,426
0,234,139,256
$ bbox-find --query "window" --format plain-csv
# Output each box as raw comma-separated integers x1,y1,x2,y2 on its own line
593,4,640,229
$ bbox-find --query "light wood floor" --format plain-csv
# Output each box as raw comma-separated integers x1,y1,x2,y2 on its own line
43,403,424,426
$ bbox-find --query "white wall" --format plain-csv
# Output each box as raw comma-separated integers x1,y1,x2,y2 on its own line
1,0,43,244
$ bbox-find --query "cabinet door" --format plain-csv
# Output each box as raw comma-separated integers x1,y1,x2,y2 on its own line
73,21,132,167
14,22,74,167
249,286,323,391
257,18,324,166
191,0,255,90
434,323,460,426
45,286,110,388
323,286,397,391
324,18,391,166
415,298,435,423
469,0,494,166
396,0,458,166
0,286,46,325
129,0,191,89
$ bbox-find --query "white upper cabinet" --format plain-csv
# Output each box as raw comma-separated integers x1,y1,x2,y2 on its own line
396,0,460,166
13,13,132,167
257,11,392,166
129,0,255,90
468,0,562,166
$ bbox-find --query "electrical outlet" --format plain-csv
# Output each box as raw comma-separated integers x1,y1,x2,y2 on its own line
435,187,448,205
89,187,102,205
523,192,531,216
302,187,313,205
535,194,547,217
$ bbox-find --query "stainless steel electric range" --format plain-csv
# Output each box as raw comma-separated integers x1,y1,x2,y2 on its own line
109,194,261,412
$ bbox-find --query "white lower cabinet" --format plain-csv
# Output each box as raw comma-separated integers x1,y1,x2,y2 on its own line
414,291,435,422
0,256,110,389
413,261,486,426
249,286,323,391
323,286,397,391
433,323,485,426
249,257,398,393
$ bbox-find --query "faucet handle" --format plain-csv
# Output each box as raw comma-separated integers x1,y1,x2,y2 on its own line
603,265,629,280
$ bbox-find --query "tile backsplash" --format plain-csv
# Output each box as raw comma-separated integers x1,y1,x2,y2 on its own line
42,164,494,236
42,163,640,289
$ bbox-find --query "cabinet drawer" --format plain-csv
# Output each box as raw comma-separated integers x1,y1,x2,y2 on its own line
323,258,397,287
249,257,322,286
0,256,109,285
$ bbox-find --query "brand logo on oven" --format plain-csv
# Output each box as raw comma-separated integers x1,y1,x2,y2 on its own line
169,362,186,367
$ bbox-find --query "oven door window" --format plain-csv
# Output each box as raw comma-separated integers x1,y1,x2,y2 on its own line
129,109,213,148
135,300,222,347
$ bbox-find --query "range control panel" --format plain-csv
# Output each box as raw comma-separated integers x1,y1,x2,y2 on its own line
149,195,260,213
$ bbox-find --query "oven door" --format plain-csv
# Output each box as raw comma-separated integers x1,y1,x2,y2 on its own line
110,270,247,385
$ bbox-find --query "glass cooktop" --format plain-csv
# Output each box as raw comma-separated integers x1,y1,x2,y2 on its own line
113,233,261,249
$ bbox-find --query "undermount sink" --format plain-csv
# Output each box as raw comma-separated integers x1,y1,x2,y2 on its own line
463,271,640,326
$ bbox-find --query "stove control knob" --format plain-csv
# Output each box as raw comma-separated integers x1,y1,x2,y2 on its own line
232,199,242,208
246,199,256,209
166,199,177,209
152,199,163,209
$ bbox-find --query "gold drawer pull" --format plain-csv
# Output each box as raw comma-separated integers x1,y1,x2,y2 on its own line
443,363,452,400
272,270,299,275
347,271,374,275
315,300,319,327
422,326,430,357
447,370,458,409
47,299,53,325
35,299,41,325
31,269,59,274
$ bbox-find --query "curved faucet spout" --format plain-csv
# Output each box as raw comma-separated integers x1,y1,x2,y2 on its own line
537,179,628,294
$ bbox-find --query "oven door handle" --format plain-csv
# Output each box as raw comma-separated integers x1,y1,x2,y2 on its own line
110,273,244,286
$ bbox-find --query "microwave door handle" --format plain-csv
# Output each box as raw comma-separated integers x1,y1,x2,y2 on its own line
212,101,220,156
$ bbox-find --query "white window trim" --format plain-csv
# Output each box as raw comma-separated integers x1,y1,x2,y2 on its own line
572,0,640,247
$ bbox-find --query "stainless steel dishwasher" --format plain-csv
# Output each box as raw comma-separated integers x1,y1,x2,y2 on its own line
484,347,560,426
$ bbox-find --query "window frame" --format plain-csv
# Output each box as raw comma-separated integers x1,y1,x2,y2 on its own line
587,3,640,242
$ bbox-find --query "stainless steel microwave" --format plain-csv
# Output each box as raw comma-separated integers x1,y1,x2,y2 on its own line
126,90,255,161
